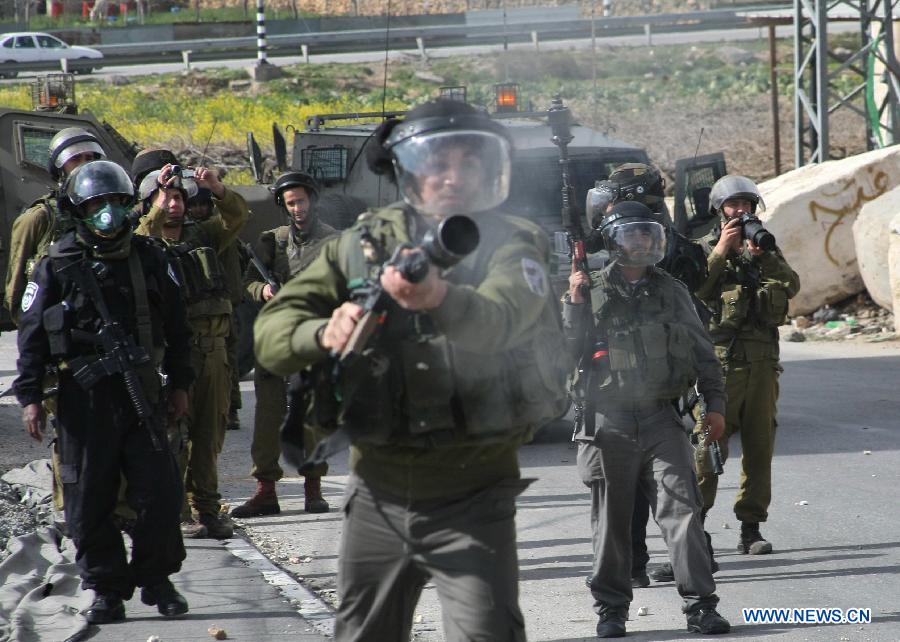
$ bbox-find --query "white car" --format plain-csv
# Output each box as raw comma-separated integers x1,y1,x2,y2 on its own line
0,32,103,78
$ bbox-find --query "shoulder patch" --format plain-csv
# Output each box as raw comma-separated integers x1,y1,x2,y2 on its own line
521,257,548,297
21,282,39,312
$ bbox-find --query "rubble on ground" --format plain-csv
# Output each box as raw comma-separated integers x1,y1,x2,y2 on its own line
781,292,896,343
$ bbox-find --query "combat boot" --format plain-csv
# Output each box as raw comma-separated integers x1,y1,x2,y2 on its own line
227,409,241,430
304,476,330,513
180,517,208,539
738,522,773,555
595,604,628,638
231,480,280,518
197,512,234,539
83,593,125,624
686,607,731,634
141,579,189,618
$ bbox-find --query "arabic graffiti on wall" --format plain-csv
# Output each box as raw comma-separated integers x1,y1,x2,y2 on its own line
809,166,891,266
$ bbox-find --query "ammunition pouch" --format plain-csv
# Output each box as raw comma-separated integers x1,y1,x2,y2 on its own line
755,283,789,328
168,245,227,302
43,303,72,357
717,283,750,330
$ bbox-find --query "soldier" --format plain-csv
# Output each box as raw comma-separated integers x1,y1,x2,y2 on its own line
254,99,568,641
186,187,247,431
14,160,193,625
693,175,800,555
231,171,337,518
5,127,106,323
136,162,250,540
587,163,716,587
566,201,731,637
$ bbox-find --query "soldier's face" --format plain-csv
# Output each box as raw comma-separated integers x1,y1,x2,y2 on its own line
283,186,315,233
162,189,186,227
188,200,213,222
62,152,99,177
418,145,483,215
722,198,754,219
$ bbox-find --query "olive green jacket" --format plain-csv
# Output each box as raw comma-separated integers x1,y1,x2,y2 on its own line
244,219,337,304
4,196,63,325
254,205,555,500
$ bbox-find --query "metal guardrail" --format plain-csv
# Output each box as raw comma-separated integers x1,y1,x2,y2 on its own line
0,7,775,76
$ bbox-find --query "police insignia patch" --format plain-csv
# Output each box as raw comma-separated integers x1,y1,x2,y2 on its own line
21,282,39,312
521,257,548,297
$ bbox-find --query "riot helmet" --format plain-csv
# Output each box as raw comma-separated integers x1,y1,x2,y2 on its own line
708,175,766,216
48,127,105,182
382,99,512,218
599,201,667,268
64,160,134,237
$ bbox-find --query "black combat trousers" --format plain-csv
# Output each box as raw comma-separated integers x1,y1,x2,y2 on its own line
56,373,186,599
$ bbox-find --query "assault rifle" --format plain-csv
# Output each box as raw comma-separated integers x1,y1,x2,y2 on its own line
689,386,724,475
548,96,594,440
61,259,161,451
242,240,281,296
294,215,480,473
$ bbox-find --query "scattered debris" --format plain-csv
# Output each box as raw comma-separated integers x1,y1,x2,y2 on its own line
637,606,651,616
208,626,228,640
795,500,809,506
864,450,872,455
783,292,895,342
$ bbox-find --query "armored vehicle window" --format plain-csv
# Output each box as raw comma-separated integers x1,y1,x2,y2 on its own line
15,123,55,170
15,36,36,48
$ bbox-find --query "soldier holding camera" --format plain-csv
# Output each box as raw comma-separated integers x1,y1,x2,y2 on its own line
694,175,800,555
254,99,567,641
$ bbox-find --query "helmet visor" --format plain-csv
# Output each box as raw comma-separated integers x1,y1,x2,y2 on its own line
602,220,667,267
391,130,511,217
66,160,134,206
55,140,105,169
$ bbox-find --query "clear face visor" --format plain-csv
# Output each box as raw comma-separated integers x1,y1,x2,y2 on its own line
585,180,617,229
55,140,105,169
391,130,511,217
602,220,667,267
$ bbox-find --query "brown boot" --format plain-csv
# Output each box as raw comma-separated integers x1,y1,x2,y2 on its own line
231,480,280,518
304,476,329,513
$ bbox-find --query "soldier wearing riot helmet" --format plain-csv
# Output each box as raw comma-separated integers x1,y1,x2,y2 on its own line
694,175,800,556
136,163,251,540
231,171,336,519
254,99,568,641
14,160,193,625
566,200,731,637
4,127,106,322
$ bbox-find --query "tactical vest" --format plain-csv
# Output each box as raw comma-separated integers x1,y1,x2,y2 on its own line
323,207,570,449
589,268,698,402
44,240,163,403
272,223,333,281
164,223,231,320
24,196,69,279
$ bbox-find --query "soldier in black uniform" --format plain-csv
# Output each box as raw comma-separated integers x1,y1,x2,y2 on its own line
14,160,194,625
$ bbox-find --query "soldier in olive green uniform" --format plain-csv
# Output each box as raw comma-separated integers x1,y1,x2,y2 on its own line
4,127,108,515
136,163,250,539
231,171,336,519
254,100,568,642
694,175,800,555
566,201,731,638
187,187,247,431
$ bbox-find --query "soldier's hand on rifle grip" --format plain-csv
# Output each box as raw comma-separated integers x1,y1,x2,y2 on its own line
381,257,448,311
322,302,365,354
568,259,590,305
168,388,188,421
22,403,45,442
706,410,725,442
262,284,276,301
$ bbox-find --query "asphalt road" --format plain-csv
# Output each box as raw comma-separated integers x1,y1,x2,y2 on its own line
2,334,899,640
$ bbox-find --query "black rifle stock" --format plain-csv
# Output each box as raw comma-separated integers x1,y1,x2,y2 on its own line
61,259,161,451
695,387,724,475
242,240,281,296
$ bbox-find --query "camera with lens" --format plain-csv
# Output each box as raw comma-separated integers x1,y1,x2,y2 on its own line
170,164,182,178
736,213,776,252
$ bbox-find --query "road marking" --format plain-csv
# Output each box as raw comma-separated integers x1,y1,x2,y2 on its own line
225,535,335,637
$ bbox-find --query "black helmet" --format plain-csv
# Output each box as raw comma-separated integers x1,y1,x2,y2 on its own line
270,171,320,206
65,160,134,207
599,201,667,268
608,162,666,205
48,127,105,182
131,148,179,187
708,175,765,216
188,187,214,207
376,99,513,217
